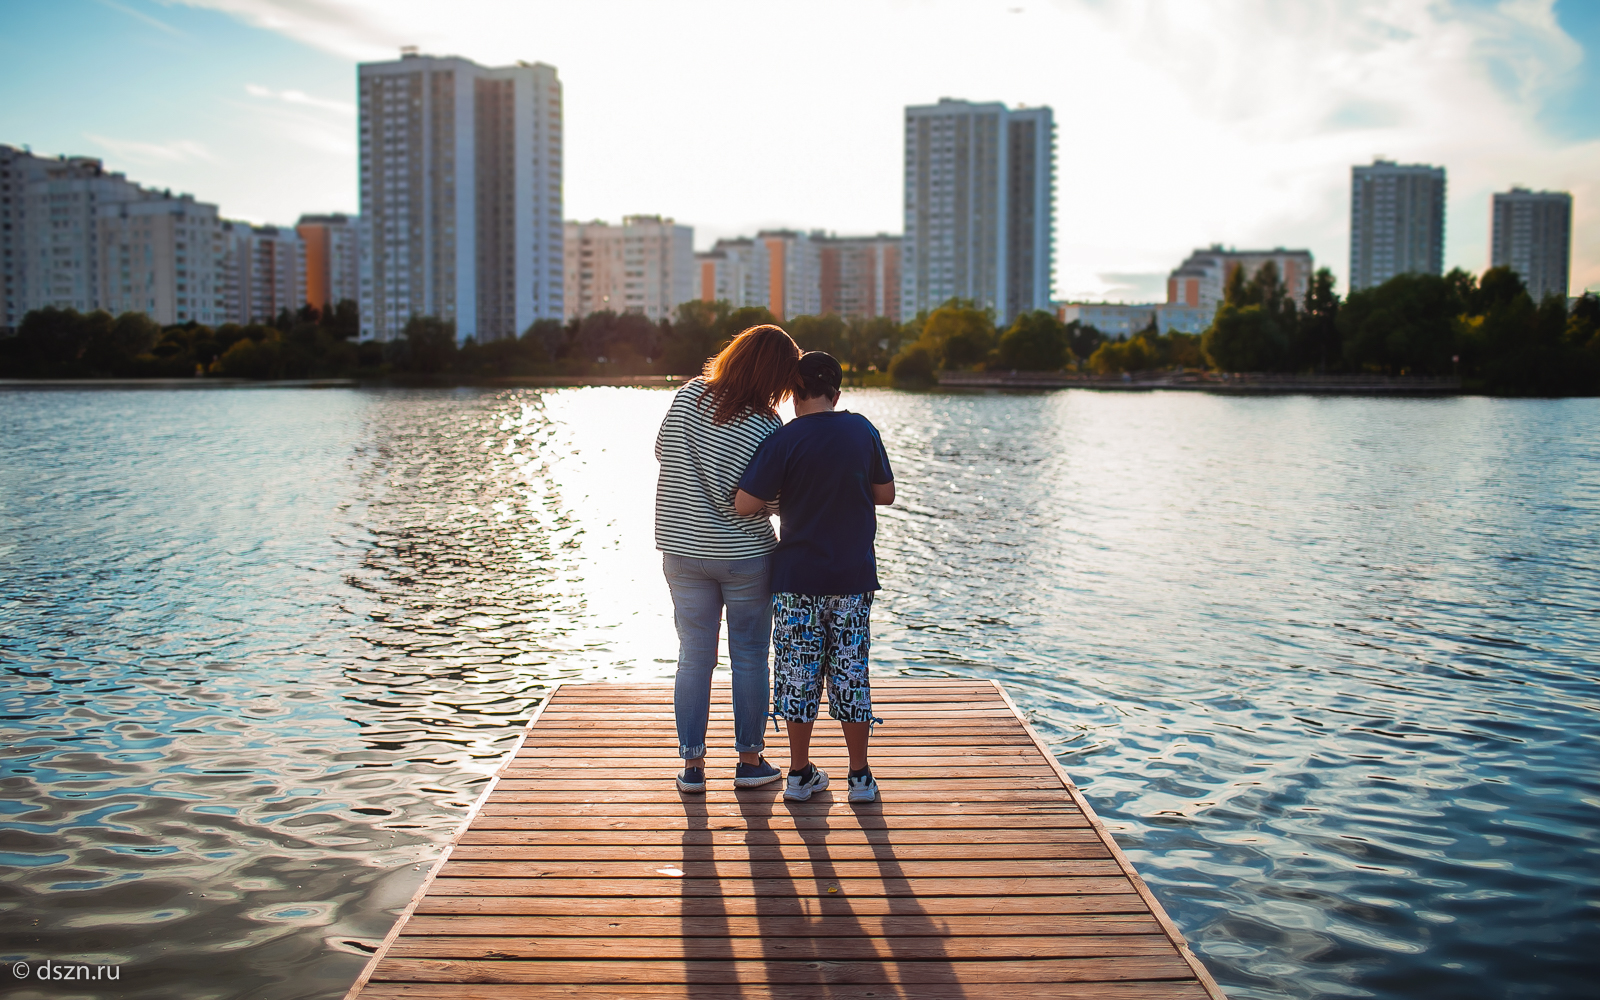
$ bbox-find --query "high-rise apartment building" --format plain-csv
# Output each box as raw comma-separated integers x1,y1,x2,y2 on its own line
96,194,226,326
217,222,306,324
818,234,901,322
2,146,143,327
1167,246,1314,312
297,213,362,314
563,215,694,321
1,145,232,328
695,238,770,311
757,230,821,321
1490,188,1572,301
903,99,1054,322
1350,159,1446,291
358,50,563,342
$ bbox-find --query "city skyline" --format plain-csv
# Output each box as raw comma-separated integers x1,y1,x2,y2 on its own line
0,0,1594,303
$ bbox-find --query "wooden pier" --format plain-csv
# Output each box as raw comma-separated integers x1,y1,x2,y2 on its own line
346,680,1225,999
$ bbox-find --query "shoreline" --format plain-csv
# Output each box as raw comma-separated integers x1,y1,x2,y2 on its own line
0,372,1487,396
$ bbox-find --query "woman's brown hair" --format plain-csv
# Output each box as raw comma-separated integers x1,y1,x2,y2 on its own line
699,324,800,425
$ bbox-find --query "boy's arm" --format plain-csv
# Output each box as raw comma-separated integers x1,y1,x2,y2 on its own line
872,481,895,505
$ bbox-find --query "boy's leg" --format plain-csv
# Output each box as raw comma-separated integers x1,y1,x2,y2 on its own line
787,720,814,771
842,723,870,771
718,554,772,767
823,593,875,775
771,593,824,771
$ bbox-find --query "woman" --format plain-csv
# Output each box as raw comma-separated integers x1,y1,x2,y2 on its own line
655,324,800,793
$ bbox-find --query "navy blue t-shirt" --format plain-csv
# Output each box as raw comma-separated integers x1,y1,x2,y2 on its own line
738,410,893,596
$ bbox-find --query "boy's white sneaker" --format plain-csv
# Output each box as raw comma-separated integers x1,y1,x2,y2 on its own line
783,766,829,801
847,769,878,803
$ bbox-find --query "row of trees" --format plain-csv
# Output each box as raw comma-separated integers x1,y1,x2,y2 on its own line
1200,263,1600,394
881,264,1599,395
4,267,1597,394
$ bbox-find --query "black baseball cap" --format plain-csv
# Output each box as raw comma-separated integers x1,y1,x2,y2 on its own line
798,351,843,392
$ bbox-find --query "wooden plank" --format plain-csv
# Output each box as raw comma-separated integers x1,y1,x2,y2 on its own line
457,828,1106,846
366,955,1197,984
384,933,1181,960
501,764,1061,777
483,787,1082,802
400,914,1163,937
358,984,1211,1000
346,680,1222,1000
424,876,1139,898
435,859,1129,879
413,894,1157,918
473,802,1088,819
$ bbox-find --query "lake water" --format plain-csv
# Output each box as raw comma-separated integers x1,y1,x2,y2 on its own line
2,386,1596,999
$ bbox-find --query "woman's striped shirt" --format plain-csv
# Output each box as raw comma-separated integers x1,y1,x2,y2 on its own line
655,378,781,559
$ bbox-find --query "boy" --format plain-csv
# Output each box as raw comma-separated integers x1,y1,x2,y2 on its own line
733,351,894,803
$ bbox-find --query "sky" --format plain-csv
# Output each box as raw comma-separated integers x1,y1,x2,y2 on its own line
1,0,1595,301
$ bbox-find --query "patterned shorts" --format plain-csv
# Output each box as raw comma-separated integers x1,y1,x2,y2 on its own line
771,592,874,724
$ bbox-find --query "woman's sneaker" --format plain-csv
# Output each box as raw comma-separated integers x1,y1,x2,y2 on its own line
783,764,829,801
847,768,878,803
734,757,782,788
675,766,706,793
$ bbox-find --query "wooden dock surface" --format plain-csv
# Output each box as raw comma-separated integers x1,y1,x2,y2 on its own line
347,680,1224,999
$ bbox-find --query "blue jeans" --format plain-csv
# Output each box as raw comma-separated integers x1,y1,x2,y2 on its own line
663,553,772,760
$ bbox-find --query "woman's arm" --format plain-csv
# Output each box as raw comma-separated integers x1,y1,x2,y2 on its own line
734,489,768,517
872,481,895,505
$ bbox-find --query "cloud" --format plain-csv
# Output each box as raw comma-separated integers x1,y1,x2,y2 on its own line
94,0,189,37
169,0,1600,295
83,134,219,165
244,83,355,116
171,0,406,59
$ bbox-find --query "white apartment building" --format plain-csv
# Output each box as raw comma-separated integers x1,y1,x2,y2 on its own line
1350,159,1446,291
358,50,563,342
1056,302,1210,338
695,238,770,311
1491,188,1572,301
297,213,362,313
1167,246,1315,313
0,145,240,328
1,146,145,326
96,195,226,326
903,99,1055,323
563,215,694,321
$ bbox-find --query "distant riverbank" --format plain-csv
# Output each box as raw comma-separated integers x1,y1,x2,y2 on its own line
937,371,1465,394
1,372,1467,395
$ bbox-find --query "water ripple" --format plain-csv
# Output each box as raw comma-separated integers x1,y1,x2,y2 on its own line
1,387,1596,999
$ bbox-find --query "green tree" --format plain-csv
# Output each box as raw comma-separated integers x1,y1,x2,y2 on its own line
843,315,904,375
788,313,846,356
1203,261,1299,372
1065,321,1103,367
214,329,285,379
660,300,729,374
913,300,995,370
322,299,360,340
888,343,935,386
1338,271,1465,375
387,316,458,374
996,310,1072,370
1297,268,1341,372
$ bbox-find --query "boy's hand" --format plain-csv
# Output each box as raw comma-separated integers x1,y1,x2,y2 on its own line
734,488,768,517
